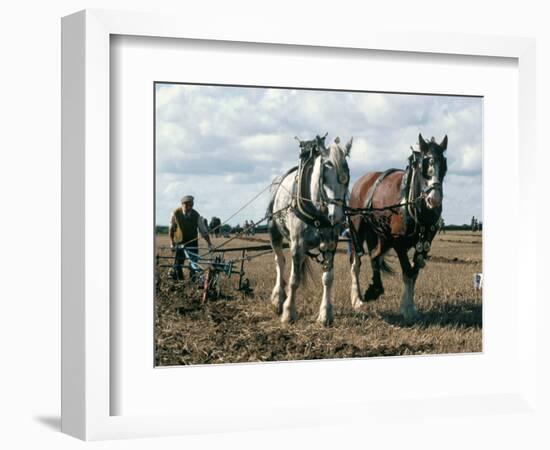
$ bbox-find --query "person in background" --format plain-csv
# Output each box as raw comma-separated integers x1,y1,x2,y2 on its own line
341,224,353,257
168,195,213,280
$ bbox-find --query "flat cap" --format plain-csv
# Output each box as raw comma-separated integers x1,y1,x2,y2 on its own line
181,195,194,203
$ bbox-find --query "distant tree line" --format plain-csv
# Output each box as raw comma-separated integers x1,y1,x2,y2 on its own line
155,223,269,235
442,224,481,231
156,222,478,235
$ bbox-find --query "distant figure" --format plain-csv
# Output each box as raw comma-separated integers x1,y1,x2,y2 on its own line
249,219,256,235
473,273,483,290
168,195,213,280
244,220,250,236
341,226,352,256
209,216,222,237
471,216,478,232
438,217,446,234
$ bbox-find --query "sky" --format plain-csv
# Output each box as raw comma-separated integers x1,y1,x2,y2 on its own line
155,83,482,227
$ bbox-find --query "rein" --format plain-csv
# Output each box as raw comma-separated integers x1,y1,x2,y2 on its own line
343,164,439,242
344,168,424,218
344,195,424,217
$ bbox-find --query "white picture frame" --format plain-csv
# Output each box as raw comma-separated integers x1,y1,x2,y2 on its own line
61,9,538,441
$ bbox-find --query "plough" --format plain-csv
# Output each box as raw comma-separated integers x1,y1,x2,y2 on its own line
156,242,288,303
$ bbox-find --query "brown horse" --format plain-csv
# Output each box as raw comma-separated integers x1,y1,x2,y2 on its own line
347,134,448,320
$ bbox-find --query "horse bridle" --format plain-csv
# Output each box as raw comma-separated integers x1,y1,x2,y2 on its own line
405,151,446,256
409,152,445,201
293,136,349,230
317,158,349,213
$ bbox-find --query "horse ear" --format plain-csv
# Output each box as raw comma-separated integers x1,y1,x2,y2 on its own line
345,137,353,157
418,133,428,152
440,135,448,151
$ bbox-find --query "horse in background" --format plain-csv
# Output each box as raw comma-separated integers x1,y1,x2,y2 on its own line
267,134,353,325
348,134,448,320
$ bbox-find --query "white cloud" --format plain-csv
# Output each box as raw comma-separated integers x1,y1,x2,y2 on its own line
155,84,482,226
240,133,288,161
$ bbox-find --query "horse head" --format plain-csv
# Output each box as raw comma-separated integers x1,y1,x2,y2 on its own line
317,136,353,228
413,133,448,210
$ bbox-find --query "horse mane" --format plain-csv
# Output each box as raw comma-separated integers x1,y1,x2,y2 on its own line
327,141,348,175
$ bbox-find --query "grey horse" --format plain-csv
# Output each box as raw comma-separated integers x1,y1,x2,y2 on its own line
267,134,352,325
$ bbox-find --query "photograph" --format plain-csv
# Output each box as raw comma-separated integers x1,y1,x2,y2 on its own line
154,82,483,366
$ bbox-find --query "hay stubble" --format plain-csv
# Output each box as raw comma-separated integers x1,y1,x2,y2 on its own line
155,231,482,366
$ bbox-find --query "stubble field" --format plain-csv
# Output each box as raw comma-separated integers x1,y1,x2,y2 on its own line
155,230,482,366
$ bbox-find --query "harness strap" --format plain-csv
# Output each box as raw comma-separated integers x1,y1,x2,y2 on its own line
402,163,442,234
364,168,403,210
292,153,332,228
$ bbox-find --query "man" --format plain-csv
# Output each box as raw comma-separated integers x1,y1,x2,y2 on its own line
438,217,446,234
169,195,213,281
340,224,353,257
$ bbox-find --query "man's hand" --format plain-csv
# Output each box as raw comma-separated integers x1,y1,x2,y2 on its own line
170,243,176,252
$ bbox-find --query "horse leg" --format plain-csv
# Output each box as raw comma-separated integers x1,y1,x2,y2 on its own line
318,252,335,326
395,247,418,320
365,256,385,300
281,243,302,324
350,250,364,310
268,218,287,315
364,235,386,301
349,221,366,310
270,244,286,315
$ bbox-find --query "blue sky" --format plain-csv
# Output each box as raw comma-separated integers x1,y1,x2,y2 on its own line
155,83,482,227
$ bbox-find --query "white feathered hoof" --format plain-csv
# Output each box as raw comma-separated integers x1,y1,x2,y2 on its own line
271,288,285,315
271,299,283,316
352,298,368,313
317,305,333,326
281,304,297,324
400,304,418,321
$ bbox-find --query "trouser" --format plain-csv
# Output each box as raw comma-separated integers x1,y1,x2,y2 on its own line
173,245,198,281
